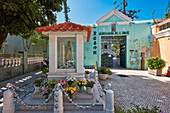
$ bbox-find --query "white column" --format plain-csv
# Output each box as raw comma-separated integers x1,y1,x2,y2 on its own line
105,90,114,113
76,34,84,73
49,34,57,73
62,41,65,65
59,40,62,65
3,90,14,113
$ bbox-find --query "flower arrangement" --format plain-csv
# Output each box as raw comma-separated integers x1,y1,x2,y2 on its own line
76,80,85,93
43,88,52,99
49,79,57,88
65,87,76,99
66,76,77,87
58,79,67,88
85,80,95,88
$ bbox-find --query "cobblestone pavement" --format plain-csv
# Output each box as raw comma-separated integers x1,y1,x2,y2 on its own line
0,71,43,111
100,68,170,113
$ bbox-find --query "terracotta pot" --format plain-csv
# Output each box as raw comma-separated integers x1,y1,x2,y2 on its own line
148,68,162,76
86,87,93,94
34,86,41,92
98,74,108,80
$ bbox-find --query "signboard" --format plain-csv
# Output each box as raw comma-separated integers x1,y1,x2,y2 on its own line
99,31,129,35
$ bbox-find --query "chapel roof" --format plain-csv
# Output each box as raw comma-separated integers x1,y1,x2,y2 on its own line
37,22,92,42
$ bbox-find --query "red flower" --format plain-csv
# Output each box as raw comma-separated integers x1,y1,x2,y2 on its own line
58,79,67,85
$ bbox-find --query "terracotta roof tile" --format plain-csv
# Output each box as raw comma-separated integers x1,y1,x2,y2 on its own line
37,22,92,42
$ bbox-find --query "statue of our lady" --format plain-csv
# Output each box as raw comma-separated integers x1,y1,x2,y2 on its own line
65,41,74,62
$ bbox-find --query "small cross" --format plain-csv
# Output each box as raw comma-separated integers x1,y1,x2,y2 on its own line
111,16,117,21
102,28,106,32
122,27,126,31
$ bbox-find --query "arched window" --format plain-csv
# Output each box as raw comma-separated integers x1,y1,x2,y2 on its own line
111,23,116,32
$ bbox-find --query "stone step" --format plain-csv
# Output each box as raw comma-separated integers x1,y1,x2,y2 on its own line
64,102,104,111
18,103,53,111
64,111,105,113
16,111,53,113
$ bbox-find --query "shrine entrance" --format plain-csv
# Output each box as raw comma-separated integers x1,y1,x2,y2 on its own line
101,36,126,68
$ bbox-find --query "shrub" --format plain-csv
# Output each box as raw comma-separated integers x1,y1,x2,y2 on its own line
97,67,112,75
42,68,49,74
114,105,163,113
146,57,166,69
34,79,43,87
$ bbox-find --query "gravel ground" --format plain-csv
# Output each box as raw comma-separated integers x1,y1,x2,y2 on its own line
0,71,44,112
100,69,170,113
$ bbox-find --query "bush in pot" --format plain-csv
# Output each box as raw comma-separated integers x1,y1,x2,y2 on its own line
85,80,95,93
34,79,43,92
146,57,166,76
97,67,112,80
85,70,91,79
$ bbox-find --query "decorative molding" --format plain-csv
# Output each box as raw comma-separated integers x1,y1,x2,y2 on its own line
96,9,132,25
117,21,131,25
97,22,111,26
154,29,170,38
151,19,170,28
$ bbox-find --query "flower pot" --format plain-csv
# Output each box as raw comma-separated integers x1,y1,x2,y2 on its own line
148,68,162,76
98,74,108,80
86,74,90,79
34,86,41,93
86,87,93,94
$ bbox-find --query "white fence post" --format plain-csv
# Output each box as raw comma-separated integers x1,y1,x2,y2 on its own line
105,90,114,113
94,70,98,81
54,84,63,113
3,90,15,113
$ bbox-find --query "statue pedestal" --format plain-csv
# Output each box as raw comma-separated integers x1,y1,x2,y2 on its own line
47,72,84,80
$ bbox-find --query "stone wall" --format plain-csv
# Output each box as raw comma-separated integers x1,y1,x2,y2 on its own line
0,53,43,82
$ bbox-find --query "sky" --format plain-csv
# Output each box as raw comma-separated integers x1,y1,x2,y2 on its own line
57,0,169,25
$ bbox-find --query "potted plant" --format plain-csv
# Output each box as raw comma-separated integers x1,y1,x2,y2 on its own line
76,80,85,93
97,67,112,80
58,79,67,88
65,87,76,99
66,76,77,87
85,71,91,79
85,80,95,94
49,79,57,89
42,68,49,74
147,57,166,76
43,88,52,99
34,79,43,92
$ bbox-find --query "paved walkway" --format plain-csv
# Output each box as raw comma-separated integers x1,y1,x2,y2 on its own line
0,71,43,112
100,68,170,113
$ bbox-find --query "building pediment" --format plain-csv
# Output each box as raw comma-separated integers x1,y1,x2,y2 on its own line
97,9,132,26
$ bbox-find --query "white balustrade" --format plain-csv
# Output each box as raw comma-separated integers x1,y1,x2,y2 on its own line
0,58,22,68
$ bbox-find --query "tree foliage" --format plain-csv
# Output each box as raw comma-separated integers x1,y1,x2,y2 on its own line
63,0,70,22
0,0,63,48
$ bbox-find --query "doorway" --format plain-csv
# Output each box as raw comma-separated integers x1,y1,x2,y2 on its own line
101,36,126,68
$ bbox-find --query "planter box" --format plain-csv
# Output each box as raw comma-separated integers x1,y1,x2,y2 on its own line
148,68,162,76
98,74,108,80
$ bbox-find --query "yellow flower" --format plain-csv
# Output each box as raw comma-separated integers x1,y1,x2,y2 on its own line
82,82,84,85
79,83,81,85
70,90,74,94
65,87,68,92
77,81,78,83
73,87,76,91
